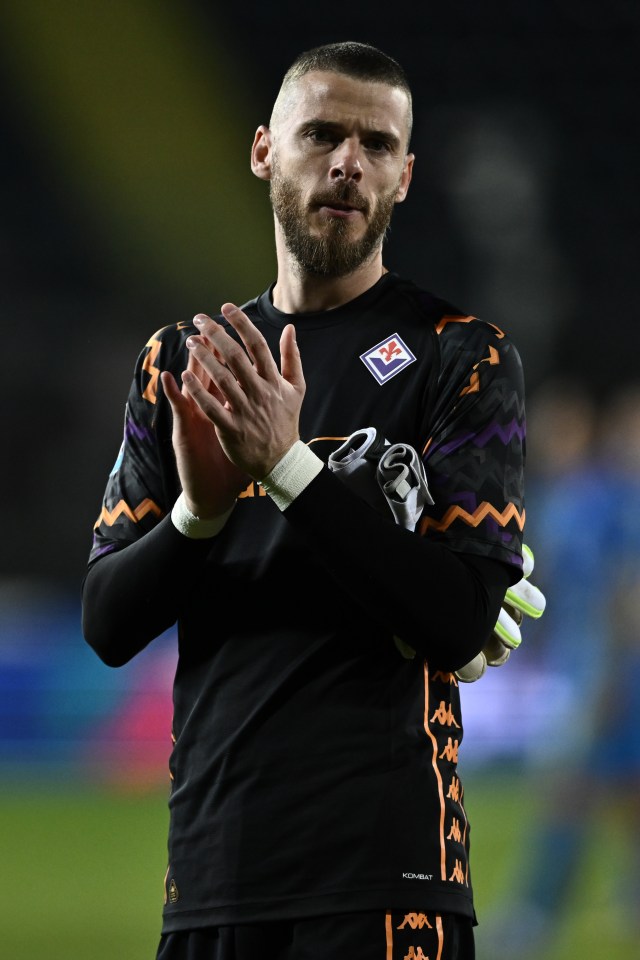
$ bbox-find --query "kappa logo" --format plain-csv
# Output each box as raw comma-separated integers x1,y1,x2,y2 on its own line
360,333,416,384
447,776,461,802
447,817,462,843
403,948,430,960
397,913,433,930
439,737,459,763
430,701,460,729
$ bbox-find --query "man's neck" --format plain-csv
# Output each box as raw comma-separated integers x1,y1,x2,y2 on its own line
271,247,388,315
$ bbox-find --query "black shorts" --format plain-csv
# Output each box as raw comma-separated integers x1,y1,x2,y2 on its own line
156,910,475,960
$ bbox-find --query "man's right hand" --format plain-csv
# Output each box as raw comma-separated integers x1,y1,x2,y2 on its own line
160,349,249,519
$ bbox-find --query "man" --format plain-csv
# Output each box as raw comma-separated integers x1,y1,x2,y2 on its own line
83,42,529,960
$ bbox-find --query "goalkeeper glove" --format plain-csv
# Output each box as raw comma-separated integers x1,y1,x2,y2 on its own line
328,427,433,530
454,544,546,681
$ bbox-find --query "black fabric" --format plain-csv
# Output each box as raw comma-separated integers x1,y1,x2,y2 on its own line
81,272,526,930
82,515,211,666
283,467,511,669
156,911,475,960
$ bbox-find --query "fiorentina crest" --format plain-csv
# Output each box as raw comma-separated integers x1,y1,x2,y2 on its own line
360,333,417,385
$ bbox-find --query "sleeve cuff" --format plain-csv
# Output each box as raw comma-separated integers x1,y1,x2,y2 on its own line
260,441,324,511
171,492,235,539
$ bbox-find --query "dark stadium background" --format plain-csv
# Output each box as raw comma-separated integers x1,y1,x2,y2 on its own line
1,3,638,958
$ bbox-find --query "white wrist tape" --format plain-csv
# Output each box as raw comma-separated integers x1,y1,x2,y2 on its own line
171,492,234,539
260,441,324,511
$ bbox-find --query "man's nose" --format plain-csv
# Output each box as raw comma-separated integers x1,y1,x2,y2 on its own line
329,139,363,182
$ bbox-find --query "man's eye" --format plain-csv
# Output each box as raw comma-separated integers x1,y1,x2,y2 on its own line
366,140,391,153
308,129,334,143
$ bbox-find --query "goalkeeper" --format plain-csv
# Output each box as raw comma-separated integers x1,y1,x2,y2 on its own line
83,40,541,960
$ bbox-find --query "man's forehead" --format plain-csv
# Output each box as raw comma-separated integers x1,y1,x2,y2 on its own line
278,70,411,134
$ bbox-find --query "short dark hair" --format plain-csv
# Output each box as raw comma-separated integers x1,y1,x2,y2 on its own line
271,41,413,146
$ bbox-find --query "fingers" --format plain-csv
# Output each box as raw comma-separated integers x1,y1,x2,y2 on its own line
161,357,223,425
484,632,512,665
493,606,523,650
280,323,305,391
184,328,246,416
184,341,229,407
186,308,305,414
455,651,487,683
160,370,186,411
220,303,282,384
185,343,210,392
522,543,534,579
505,579,546,619
186,315,260,405
181,364,232,428
191,306,305,394
191,306,279,390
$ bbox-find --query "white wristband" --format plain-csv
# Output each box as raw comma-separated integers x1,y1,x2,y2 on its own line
171,492,234,539
260,441,324,511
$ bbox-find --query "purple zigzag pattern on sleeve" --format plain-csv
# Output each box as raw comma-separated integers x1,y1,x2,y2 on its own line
126,421,154,443
91,541,118,559
432,418,525,458
474,418,526,447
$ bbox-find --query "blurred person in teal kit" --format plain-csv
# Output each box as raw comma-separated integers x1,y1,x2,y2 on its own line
588,385,640,928
478,380,640,959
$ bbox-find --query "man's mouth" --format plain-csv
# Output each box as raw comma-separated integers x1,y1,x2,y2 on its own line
324,200,358,211
315,198,367,218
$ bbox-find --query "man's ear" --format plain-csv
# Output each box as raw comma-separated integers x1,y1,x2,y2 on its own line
251,125,273,181
395,153,415,203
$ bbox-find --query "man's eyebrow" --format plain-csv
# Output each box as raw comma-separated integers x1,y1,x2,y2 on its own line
298,118,402,149
297,118,344,135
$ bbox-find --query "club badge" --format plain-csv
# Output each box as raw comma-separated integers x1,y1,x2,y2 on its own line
360,333,416,384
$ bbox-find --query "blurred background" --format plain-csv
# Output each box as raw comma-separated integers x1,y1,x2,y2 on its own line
1,1,638,957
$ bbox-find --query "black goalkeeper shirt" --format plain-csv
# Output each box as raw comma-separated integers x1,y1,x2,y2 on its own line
82,272,525,931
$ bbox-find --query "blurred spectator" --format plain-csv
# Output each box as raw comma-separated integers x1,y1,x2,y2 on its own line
477,380,640,958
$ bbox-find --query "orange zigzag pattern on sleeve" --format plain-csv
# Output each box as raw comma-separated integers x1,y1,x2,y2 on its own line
419,501,525,535
435,314,505,339
142,330,164,404
94,498,164,529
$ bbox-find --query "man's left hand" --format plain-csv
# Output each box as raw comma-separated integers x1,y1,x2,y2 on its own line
455,544,546,682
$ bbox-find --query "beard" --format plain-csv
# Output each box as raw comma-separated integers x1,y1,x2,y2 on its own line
270,160,399,278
